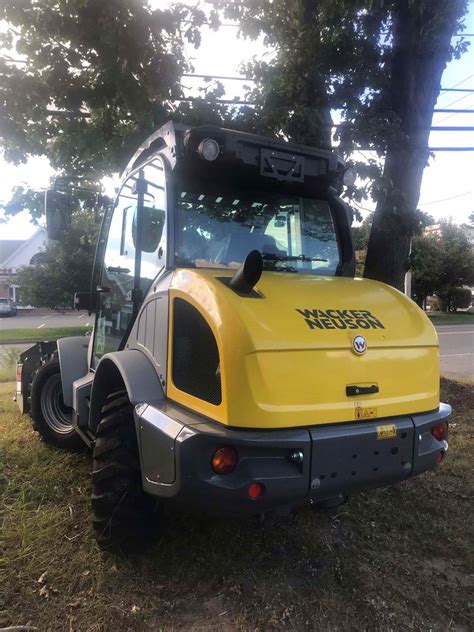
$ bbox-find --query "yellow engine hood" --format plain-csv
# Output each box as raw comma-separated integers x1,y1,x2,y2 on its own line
167,269,439,429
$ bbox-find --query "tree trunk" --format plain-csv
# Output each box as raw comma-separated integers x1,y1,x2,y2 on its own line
364,0,465,290
285,0,333,149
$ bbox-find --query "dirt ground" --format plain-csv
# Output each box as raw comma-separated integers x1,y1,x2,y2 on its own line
1,379,473,631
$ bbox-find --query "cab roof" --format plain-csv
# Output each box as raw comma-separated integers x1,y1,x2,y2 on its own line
123,121,346,193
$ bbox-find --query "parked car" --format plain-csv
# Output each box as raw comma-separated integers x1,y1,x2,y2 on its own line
0,297,17,316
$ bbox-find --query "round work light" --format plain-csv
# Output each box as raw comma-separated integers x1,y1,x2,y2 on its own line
342,167,357,187
198,138,221,161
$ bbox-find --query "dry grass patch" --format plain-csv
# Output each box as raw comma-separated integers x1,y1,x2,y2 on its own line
1,379,473,631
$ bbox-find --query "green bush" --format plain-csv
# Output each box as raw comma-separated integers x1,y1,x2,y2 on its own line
436,287,472,312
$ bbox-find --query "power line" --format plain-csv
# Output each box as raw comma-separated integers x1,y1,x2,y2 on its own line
185,22,474,37
442,73,474,89
436,75,474,122
177,97,255,105
431,126,474,131
183,73,254,82
433,108,474,113
419,191,472,206
436,91,474,115
351,199,374,213
182,73,474,90
4,57,474,97
440,88,474,92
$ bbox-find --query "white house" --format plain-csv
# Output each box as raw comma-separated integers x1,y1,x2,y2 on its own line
0,228,48,303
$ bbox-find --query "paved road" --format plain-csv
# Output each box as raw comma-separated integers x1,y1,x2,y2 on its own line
437,324,474,379
0,310,92,328
1,312,473,378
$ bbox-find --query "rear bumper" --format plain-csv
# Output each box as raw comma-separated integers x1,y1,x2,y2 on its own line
134,403,450,514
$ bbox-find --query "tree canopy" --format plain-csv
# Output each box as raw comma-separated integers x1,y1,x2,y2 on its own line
15,208,101,310
0,0,207,177
213,0,469,288
1,0,471,291
410,221,474,310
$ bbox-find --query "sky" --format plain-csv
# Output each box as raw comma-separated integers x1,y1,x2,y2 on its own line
0,1,473,239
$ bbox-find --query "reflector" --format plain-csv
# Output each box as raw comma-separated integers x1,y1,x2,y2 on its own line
248,482,264,499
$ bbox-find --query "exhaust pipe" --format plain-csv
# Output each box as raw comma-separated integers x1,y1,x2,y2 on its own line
229,250,263,295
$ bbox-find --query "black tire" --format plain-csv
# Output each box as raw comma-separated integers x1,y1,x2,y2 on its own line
30,358,82,451
91,392,160,550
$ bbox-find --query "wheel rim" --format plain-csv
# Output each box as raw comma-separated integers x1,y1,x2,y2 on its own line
40,374,73,434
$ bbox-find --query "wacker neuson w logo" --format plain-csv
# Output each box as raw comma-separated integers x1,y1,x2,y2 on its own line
296,308,385,330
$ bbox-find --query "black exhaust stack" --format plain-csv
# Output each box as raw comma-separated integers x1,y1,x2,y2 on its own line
229,250,263,295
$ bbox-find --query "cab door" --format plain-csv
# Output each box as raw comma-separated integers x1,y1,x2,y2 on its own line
92,156,167,365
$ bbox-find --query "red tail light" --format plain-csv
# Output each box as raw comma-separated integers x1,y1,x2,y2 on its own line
431,420,448,441
248,482,265,499
16,364,22,382
436,451,444,464
211,446,238,475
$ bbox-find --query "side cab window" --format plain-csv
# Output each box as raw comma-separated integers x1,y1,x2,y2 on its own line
137,157,167,282
92,155,167,363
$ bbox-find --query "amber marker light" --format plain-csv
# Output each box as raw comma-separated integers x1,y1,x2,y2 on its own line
211,446,238,475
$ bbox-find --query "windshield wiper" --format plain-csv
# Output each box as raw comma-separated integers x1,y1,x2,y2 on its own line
262,253,328,263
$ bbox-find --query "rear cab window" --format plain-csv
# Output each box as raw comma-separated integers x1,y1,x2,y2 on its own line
175,191,340,275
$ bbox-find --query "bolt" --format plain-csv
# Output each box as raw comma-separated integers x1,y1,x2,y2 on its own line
290,450,304,464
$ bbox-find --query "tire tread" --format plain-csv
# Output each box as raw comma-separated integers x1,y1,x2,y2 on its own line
91,392,159,549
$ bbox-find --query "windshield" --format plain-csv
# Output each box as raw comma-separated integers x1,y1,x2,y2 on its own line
175,191,340,275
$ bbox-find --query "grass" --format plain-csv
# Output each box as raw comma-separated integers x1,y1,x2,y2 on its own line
0,346,25,382
428,311,474,325
0,326,90,343
1,379,473,631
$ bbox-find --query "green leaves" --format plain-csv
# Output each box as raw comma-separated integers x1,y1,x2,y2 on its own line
15,208,102,310
0,0,206,177
411,221,474,308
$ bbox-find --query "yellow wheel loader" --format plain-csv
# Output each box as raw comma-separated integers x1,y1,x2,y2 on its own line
16,122,450,548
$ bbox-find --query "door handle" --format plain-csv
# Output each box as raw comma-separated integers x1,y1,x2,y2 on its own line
96,285,111,293
346,384,379,397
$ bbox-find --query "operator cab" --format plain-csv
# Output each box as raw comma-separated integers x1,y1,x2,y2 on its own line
44,121,355,361
116,121,355,279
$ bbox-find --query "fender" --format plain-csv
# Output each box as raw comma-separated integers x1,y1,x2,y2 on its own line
89,349,165,434
57,336,89,407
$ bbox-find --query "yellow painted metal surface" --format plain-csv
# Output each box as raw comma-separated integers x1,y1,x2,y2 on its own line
167,270,439,429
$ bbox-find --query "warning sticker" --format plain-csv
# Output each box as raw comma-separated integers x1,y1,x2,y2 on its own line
376,424,397,440
355,401,377,420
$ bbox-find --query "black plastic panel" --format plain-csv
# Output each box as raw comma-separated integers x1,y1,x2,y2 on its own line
172,298,222,405
309,418,414,498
